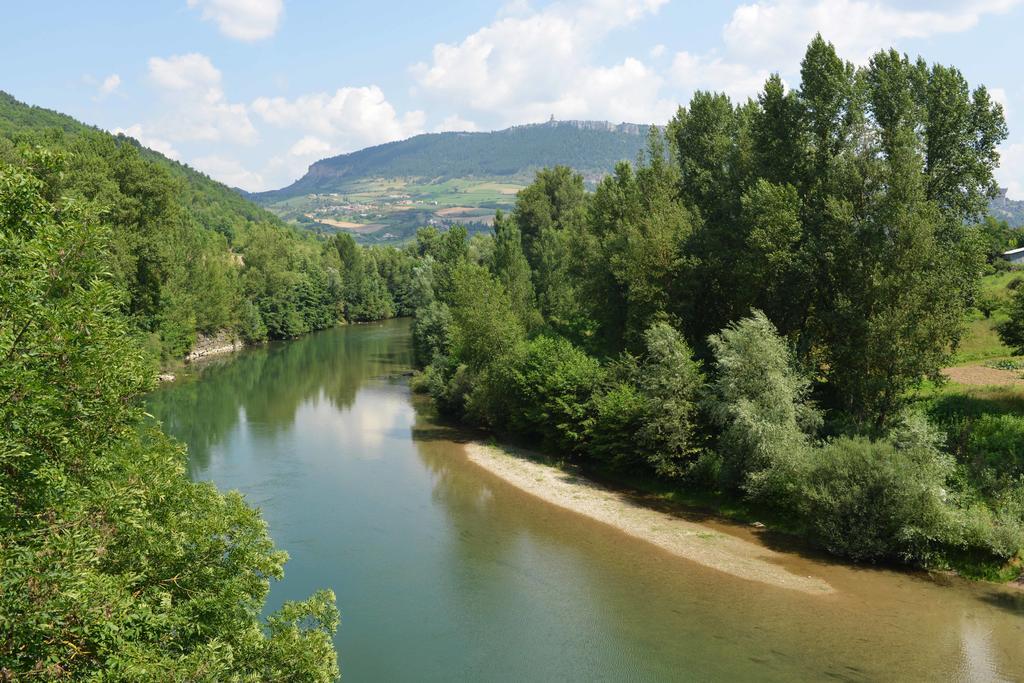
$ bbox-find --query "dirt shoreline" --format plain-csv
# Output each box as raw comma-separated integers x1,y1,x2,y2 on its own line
464,441,834,595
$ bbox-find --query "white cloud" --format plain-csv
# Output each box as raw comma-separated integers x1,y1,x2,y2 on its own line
670,51,771,102
649,44,666,58
288,135,333,157
111,124,181,160
187,0,283,41
192,154,265,189
99,73,121,96
411,0,670,124
149,53,220,91
147,53,257,145
252,85,424,151
434,115,479,132
723,0,1023,67
570,58,675,123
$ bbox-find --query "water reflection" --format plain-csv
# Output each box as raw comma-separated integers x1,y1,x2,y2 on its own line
148,321,412,472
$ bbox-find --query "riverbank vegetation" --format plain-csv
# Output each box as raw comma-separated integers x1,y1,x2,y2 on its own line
411,37,1024,578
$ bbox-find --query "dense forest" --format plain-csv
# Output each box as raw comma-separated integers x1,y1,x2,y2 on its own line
410,37,1024,575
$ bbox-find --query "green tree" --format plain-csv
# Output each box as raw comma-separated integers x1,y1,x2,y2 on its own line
0,160,338,680
448,262,524,371
998,287,1024,355
491,209,540,331
636,322,705,477
582,134,694,352
513,166,587,322
706,311,819,495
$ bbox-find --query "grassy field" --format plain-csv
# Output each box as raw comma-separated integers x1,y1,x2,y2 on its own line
264,176,525,242
951,270,1022,365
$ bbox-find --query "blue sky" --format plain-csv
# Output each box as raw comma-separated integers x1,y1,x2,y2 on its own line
3,0,1023,193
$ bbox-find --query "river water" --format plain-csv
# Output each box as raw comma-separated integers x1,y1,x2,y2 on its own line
147,319,1024,681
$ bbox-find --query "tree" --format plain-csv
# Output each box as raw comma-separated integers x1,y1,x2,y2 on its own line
706,311,820,494
582,133,694,353
0,159,339,679
998,287,1024,355
636,322,705,477
448,262,524,371
513,166,587,322
490,210,540,331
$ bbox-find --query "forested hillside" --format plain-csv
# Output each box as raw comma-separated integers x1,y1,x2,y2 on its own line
250,120,652,243
0,92,412,360
410,37,1024,578
256,120,650,202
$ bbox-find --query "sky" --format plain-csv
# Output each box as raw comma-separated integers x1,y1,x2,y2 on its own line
2,0,1022,194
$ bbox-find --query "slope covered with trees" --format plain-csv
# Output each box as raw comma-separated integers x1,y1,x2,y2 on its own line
411,37,1024,575
255,120,650,202
0,91,413,360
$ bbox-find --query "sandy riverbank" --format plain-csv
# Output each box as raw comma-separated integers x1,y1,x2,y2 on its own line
464,442,834,595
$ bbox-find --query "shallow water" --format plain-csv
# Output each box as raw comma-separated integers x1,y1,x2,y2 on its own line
147,320,1024,681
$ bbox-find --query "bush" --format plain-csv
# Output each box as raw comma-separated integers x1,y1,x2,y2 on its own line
974,291,1002,319
706,310,820,493
798,435,955,563
587,382,648,469
423,355,475,418
966,414,1024,479
997,287,1024,354
412,300,453,367
493,335,604,453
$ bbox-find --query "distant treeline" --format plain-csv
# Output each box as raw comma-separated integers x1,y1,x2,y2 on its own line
411,37,1024,574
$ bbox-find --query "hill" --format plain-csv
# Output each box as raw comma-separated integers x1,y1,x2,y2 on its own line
0,91,392,359
0,91,281,237
989,187,1024,227
252,120,652,242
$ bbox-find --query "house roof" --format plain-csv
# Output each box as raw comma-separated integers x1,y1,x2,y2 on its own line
1003,246,1024,256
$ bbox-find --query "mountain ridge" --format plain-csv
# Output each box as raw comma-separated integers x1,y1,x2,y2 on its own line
252,118,654,203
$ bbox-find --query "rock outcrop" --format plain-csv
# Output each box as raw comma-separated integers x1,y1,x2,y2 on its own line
185,331,243,362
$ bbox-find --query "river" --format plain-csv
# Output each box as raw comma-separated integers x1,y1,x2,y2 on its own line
146,319,1024,681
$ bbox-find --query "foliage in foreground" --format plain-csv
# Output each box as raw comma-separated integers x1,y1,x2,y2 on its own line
0,159,339,679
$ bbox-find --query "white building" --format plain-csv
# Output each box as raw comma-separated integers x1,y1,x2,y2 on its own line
1004,246,1024,265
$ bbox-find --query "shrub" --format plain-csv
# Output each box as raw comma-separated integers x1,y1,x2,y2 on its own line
587,382,648,469
966,414,1024,479
996,287,1024,355
798,435,955,563
974,291,1002,319
412,300,453,367
706,310,820,494
495,335,604,453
